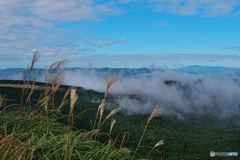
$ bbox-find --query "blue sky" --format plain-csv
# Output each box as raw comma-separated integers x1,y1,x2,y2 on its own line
0,0,240,69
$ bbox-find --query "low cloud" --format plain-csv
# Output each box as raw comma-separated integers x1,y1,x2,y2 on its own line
60,69,240,123
2,68,240,125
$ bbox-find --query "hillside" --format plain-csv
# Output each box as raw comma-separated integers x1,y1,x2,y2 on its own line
1,79,239,160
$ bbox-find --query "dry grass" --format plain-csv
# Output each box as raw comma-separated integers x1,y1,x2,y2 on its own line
51,70,65,91
146,139,164,159
100,107,121,127
0,51,165,160
109,119,116,136
42,59,69,84
105,107,121,120
36,95,51,108
83,129,101,139
92,72,123,141
105,72,122,99
93,99,105,130
131,105,163,160
148,105,163,124
119,132,129,154
30,50,40,75
154,139,164,148
26,68,39,104
0,84,65,91
56,87,71,114
70,88,78,115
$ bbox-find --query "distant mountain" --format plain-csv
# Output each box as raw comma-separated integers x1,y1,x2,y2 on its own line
0,68,26,74
1,66,240,80
66,67,163,77
0,67,163,80
177,65,240,73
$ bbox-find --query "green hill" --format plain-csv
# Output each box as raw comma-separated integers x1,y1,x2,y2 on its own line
1,79,239,160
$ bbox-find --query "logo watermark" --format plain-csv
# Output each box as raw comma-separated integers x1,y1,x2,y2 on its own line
210,151,238,157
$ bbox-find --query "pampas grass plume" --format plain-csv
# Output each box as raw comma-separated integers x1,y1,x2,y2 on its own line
148,105,162,124
105,72,122,99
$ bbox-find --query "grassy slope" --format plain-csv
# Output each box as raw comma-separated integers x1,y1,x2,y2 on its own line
1,80,239,160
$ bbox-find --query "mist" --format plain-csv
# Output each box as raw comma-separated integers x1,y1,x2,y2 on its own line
61,69,240,122
2,68,240,122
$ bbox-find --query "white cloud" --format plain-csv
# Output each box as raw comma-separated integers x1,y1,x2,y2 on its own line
0,0,125,61
91,38,128,46
152,23,166,26
59,69,240,121
120,0,240,17
69,53,239,62
74,28,98,34
92,41,114,46
115,38,128,43
227,46,240,51
30,0,98,22
150,0,240,17
119,0,131,4
95,38,113,41
2,66,240,121
81,36,94,43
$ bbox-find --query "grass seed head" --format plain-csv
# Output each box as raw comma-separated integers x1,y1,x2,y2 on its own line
36,95,51,108
105,107,121,120
33,68,39,85
107,138,112,151
105,72,122,99
109,119,116,135
23,65,30,85
148,105,162,123
51,72,64,93
22,65,30,95
57,88,71,112
52,59,70,74
154,139,164,148
30,50,40,73
25,68,39,104
99,99,105,122
70,88,78,114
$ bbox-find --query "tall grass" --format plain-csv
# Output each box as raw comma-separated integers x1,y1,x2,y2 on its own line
0,52,164,160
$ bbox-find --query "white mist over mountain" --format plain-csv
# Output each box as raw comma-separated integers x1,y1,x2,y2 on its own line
61,69,240,121
1,67,240,122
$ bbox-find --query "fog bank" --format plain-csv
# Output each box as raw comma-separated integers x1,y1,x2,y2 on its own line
2,68,240,122
62,69,240,121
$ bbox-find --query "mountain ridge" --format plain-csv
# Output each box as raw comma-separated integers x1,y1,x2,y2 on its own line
1,65,240,80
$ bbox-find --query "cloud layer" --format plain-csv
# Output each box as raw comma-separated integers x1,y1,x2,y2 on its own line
0,0,125,62
2,68,240,124
71,53,240,62
60,69,240,122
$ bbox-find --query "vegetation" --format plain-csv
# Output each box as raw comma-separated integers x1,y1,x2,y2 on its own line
0,51,239,160
0,51,164,160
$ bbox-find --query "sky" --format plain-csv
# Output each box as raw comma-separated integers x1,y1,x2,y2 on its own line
1,0,240,69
